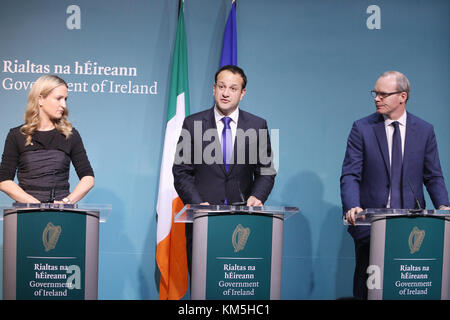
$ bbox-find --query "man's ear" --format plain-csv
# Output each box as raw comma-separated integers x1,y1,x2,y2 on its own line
239,88,246,101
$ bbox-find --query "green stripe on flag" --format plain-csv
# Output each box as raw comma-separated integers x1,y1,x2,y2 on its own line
167,1,190,121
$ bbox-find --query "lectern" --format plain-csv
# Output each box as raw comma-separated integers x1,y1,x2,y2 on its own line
348,209,450,300
175,204,299,300
2,203,111,300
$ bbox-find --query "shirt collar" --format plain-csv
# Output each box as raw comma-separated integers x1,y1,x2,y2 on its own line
214,105,239,124
383,110,407,127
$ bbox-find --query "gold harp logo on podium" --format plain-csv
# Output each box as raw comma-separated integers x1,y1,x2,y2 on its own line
232,224,250,253
408,226,425,254
42,222,62,252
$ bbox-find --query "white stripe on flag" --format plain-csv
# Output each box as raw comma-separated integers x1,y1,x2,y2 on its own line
156,92,186,243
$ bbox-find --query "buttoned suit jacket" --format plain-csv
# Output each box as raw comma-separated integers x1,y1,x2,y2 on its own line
340,112,449,240
173,107,276,205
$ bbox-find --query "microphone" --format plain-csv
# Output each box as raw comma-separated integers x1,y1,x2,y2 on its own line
407,177,423,213
49,170,57,203
231,180,247,206
50,188,55,203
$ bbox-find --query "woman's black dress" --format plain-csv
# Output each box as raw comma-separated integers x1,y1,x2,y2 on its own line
0,126,94,203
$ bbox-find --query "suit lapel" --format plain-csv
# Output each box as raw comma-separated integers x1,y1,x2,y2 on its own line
204,107,228,176
402,112,416,180
227,109,248,176
373,114,391,178
204,106,217,131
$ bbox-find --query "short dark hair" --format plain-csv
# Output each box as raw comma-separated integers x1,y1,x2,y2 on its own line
215,65,247,89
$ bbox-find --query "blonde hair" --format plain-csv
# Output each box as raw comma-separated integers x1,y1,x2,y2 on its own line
20,75,72,146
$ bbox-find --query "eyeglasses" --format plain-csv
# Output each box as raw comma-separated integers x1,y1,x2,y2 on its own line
371,90,402,99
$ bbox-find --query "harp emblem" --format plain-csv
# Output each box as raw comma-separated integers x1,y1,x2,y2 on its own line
232,224,250,253
408,226,425,254
42,222,62,252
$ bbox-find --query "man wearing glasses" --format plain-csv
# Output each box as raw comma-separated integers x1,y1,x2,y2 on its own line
340,70,450,299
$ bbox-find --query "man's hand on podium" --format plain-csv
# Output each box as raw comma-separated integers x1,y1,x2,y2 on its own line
345,206,364,226
246,196,262,207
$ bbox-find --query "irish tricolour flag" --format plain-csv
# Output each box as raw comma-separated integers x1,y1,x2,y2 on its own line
156,0,189,300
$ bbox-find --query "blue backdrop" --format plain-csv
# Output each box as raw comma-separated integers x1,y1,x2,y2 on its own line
0,0,448,299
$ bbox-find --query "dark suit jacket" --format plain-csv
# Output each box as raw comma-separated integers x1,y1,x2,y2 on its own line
173,107,276,205
340,112,449,240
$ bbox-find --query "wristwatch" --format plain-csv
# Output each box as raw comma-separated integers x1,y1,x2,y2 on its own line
62,197,71,204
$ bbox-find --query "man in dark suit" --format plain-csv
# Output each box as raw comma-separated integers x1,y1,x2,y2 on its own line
340,71,450,299
173,65,276,206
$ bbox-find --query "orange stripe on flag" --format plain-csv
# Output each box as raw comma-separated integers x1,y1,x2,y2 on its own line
156,197,188,300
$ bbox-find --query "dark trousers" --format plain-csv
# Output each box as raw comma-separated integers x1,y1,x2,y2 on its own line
185,223,193,285
353,236,370,299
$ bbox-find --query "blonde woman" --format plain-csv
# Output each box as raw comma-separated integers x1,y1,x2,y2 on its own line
0,75,94,204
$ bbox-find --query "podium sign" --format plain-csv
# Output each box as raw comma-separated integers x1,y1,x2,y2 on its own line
15,210,89,299
2,203,111,300
349,209,450,300
175,205,298,300
382,216,445,299
205,214,274,299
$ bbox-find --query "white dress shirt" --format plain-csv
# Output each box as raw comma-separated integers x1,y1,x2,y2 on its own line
214,105,239,149
384,110,407,163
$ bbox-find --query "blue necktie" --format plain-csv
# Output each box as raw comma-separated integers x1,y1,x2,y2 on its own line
221,117,232,173
390,121,403,208
221,117,232,205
